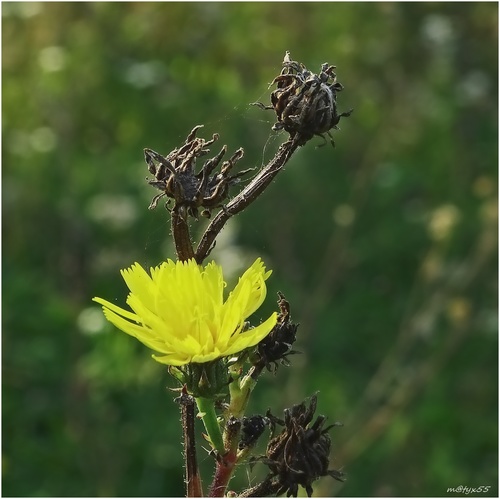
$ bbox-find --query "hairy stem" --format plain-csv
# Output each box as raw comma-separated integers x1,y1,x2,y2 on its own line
172,205,195,261
195,136,301,263
208,448,238,497
238,476,282,497
206,365,262,496
208,418,241,498
178,387,203,497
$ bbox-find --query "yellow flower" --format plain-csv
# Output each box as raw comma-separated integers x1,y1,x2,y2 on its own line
93,258,277,366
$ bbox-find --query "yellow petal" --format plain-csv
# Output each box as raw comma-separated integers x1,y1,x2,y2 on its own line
224,312,278,357
120,263,156,308
98,307,172,354
92,296,141,323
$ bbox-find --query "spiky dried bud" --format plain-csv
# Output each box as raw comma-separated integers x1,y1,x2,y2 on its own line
254,52,352,146
263,394,344,497
144,125,252,219
251,292,299,375
238,415,269,451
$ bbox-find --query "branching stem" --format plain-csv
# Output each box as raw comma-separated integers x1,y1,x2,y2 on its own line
195,135,301,263
208,448,238,497
169,131,303,497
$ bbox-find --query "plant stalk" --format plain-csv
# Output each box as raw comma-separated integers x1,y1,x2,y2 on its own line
238,475,281,497
227,372,258,419
195,397,225,456
207,368,261,497
196,136,301,263
178,387,203,497
208,417,241,497
172,205,195,261
208,448,238,497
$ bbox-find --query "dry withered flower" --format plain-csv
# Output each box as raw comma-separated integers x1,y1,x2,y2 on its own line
254,51,352,146
241,394,344,497
251,292,299,375
144,125,252,219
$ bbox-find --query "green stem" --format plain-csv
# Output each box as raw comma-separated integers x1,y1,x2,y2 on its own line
195,397,225,455
207,371,259,497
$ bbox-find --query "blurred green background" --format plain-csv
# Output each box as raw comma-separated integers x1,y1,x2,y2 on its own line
3,2,498,497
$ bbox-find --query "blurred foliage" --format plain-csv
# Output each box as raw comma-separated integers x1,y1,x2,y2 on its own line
2,2,498,497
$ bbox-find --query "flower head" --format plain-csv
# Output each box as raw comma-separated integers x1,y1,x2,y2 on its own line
253,51,352,147
93,258,277,366
263,394,344,497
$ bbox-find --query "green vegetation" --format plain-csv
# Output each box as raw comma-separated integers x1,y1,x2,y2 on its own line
3,3,497,496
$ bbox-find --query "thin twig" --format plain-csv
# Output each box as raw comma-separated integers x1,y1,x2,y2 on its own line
195,135,301,263
238,475,281,497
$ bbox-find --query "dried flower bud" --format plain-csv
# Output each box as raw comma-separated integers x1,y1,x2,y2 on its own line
263,394,344,497
254,52,352,146
251,292,299,374
144,125,252,219
238,415,269,451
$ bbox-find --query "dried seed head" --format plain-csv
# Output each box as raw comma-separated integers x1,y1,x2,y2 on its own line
254,52,353,147
263,394,345,497
144,126,251,219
